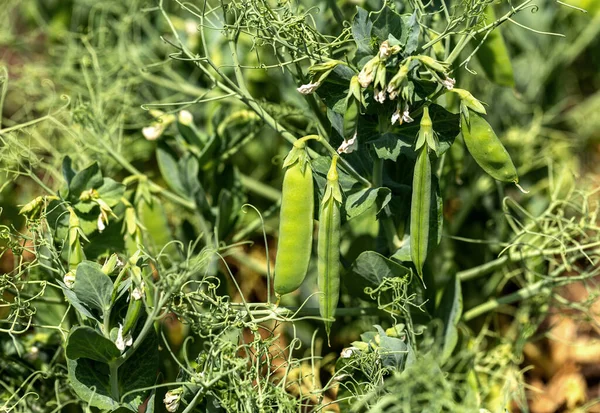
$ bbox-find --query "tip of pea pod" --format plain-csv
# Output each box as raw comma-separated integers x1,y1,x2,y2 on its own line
514,181,529,194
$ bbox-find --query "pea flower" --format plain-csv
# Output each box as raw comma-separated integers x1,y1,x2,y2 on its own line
164,388,183,412
115,324,133,352
391,103,414,125
64,271,76,289
357,56,380,88
296,81,321,95
132,282,145,301
441,77,456,90
337,131,358,154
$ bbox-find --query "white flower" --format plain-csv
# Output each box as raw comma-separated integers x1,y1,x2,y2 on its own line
402,104,414,123
164,390,182,412
374,89,386,104
97,213,106,233
185,20,197,36
341,347,358,358
442,77,456,90
115,324,133,352
379,41,391,59
64,271,76,289
142,125,163,141
132,282,145,301
296,81,321,94
178,110,193,126
357,70,373,88
391,104,414,125
337,131,358,154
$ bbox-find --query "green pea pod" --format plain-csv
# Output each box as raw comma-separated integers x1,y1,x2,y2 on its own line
274,137,318,297
318,155,342,344
461,110,518,183
410,146,431,280
122,292,142,335
474,7,515,87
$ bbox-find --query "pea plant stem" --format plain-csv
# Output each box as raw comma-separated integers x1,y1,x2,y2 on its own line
458,241,600,282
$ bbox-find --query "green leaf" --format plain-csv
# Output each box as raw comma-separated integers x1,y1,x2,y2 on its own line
66,326,120,363
403,13,420,55
119,332,160,410
73,261,114,316
371,132,413,162
67,357,117,410
69,162,103,200
374,325,415,370
410,147,431,280
437,274,463,363
137,196,177,259
156,142,187,197
97,178,126,207
474,7,515,87
345,187,391,220
216,189,237,241
179,153,201,198
372,7,404,42
346,251,410,300
352,7,373,56
62,156,76,188
66,330,159,411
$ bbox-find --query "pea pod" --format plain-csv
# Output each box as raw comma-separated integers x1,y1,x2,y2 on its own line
318,155,342,343
461,110,518,183
410,146,431,280
474,7,515,87
122,291,142,335
274,136,318,297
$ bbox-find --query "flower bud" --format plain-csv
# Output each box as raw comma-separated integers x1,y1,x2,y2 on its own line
357,56,380,88
64,271,76,288
450,88,486,114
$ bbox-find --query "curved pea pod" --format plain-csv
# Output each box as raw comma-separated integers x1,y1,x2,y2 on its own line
461,110,518,183
410,146,431,281
274,137,317,297
122,291,143,336
474,7,515,87
318,155,342,344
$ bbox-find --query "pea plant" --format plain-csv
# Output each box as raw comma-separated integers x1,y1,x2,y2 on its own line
1,0,598,412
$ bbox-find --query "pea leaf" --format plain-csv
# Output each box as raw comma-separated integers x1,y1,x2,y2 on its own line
372,7,404,42
96,178,125,207
374,325,415,370
437,274,463,363
345,187,391,220
403,13,420,55
66,330,159,412
62,156,77,188
66,326,120,363
156,142,187,197
67,358,116,411
69,162,103,201
371,132,413,162
73,261,114,316
352,7,373,57
345,251,411,301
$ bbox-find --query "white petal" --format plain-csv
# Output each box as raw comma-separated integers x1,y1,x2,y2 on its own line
296,82,320,94
142,125,162,141
337,132,358,154
442,77,456,90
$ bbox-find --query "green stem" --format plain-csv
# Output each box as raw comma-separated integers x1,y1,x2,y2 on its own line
109,361,119,401
463,280,549,320
240,175,281,202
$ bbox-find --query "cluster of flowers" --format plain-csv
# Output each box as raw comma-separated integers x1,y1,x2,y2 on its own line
296,41,458,154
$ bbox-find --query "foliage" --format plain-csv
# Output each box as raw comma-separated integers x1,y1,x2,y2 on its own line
1,0,599,412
